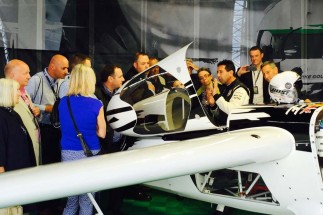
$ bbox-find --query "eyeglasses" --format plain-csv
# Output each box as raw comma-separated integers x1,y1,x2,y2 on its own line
198,73,210,80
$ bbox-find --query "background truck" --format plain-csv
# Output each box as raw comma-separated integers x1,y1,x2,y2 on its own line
256,0,323,101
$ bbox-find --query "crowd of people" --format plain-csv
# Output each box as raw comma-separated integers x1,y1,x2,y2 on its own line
0,45,309,215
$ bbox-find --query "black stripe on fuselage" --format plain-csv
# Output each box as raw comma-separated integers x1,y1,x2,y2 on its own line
106,106,133,115
115,120,137,132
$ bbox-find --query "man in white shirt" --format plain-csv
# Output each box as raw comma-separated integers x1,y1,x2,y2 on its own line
237,46,270,104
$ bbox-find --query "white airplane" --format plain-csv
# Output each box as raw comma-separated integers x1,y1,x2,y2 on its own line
0,44,323,215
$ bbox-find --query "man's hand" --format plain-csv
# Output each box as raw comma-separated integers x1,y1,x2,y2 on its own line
206,78,221,107
45,105,53,113
212,78,220,96
206,86,215,106
237,65,250,77
31,106,41,117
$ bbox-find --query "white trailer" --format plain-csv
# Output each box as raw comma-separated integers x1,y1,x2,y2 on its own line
256,0,323,101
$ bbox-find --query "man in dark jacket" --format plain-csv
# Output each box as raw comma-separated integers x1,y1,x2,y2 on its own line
95,65,126,215
95,65,125,153
237,46,270,104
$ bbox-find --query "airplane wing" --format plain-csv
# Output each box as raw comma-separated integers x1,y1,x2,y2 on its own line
0,126,294,208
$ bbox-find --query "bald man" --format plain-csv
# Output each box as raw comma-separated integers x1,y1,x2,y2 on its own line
5,59,41,165
26,54,68,165
25,54,68,214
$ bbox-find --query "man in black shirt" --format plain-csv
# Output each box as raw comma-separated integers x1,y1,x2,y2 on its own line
206,60,249,124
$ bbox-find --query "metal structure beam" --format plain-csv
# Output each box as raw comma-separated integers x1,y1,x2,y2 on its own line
232,0,246,69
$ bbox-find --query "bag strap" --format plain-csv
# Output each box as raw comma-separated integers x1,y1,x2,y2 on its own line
31,74,43,104
43,70,59,100
67,96,93,157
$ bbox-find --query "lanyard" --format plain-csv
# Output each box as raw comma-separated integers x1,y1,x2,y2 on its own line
20,94,40,130
43,69,58,99
21,94,33,110
252,70,261,86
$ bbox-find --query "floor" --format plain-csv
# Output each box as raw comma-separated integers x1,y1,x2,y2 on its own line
122,189,266,215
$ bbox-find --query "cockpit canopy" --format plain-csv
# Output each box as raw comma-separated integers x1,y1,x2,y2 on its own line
106,44,223,137
120,68,192,134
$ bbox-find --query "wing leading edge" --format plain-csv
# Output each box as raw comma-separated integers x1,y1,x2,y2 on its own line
0,126,294,208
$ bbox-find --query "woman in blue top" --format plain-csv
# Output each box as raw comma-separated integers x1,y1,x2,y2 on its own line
59,64,106,215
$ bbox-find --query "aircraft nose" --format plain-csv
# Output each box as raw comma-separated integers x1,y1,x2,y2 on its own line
106,94,137,135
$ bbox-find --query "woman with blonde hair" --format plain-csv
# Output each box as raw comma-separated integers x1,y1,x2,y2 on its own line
58,64,106,215
0,78,36,172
